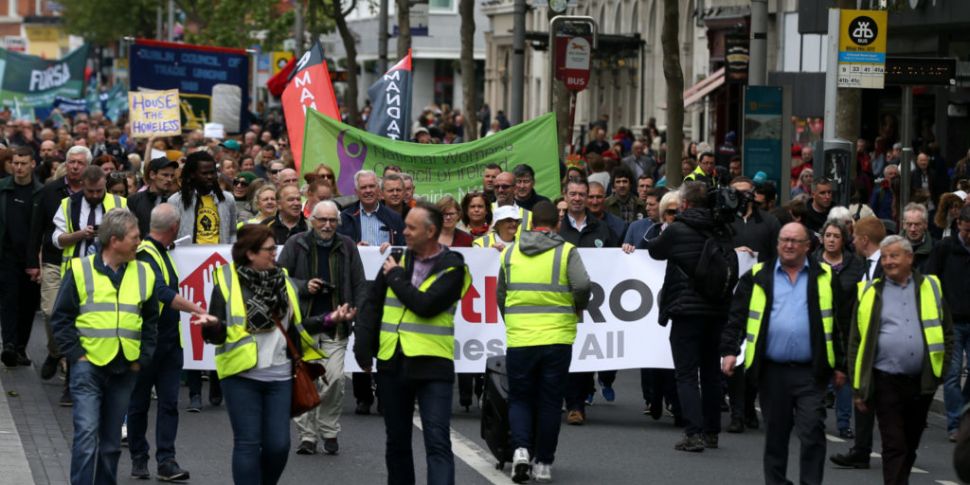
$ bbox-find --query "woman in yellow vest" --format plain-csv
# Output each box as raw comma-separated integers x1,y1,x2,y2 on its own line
194,224,355,485
473,205,521,250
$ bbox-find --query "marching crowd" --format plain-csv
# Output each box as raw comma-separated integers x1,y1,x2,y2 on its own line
0,108,969,485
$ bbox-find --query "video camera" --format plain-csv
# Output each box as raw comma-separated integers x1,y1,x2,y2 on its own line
706,186,752,226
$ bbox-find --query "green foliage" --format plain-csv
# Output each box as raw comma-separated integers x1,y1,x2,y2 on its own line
179,0,333,51
60,0,159,45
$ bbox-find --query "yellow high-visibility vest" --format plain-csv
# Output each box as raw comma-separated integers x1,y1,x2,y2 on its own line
136,240,184,347
60,194,126,275
501,240,577,348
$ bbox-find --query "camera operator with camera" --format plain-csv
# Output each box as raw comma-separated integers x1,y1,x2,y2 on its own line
645,181,739,452
277,200,367,456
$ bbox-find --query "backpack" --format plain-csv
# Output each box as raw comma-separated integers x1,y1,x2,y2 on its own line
691,230,739,302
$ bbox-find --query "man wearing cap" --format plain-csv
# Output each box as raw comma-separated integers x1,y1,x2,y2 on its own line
219,139,242,160
413,127,432,144
128,157,178,237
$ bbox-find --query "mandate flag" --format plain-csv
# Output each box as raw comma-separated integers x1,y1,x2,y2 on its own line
302,110,561,202
367,49,412,141
282,42,340,174
0,45,89,110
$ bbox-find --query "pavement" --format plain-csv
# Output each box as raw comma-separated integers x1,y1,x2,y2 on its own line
0,315,964,485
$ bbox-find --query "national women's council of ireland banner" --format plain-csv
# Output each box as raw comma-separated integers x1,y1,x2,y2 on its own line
301,109,561,202
172,246,674,373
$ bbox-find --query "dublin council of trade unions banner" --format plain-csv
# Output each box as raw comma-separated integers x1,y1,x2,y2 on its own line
0,45,89,110
302,109,561,202
172,247,704,373
129,39,249,133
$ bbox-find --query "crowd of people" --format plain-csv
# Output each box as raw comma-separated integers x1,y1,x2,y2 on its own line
0,107,969,485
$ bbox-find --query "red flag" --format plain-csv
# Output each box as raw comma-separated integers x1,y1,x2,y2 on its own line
281,43,340,173
266,57,296,97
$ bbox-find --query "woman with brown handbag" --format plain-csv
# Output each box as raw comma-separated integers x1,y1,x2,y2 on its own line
192,224,355,485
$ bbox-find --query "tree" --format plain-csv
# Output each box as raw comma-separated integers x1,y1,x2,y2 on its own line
176,0,310,50
459,0,478,141
661,0,684,186
547,10,571,156
60,0,158,45
396,0,411,60
327,0,362,126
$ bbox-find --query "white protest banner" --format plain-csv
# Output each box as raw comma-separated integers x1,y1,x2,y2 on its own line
173,246,673,373
203,122,225,139
128,89,181,138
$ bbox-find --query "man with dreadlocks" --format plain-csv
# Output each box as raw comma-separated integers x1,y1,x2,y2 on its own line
166,150,238,412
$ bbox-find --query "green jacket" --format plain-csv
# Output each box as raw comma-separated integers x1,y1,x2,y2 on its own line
0,175,43,261
848,271,954,403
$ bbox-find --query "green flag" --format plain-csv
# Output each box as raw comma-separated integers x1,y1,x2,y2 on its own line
302,109,561,202
0,45,89,110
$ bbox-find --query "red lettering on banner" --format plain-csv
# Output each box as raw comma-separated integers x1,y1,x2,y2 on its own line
460,276,499,324
178,253,228,361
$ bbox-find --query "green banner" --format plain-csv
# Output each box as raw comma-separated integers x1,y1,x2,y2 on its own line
302,109,561,202
0,45,89,110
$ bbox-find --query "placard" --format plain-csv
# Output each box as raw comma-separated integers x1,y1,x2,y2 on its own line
128,89,181,138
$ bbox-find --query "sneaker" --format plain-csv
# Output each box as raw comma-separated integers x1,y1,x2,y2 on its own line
533,462,552,483
727,417,744,434
1,347,17,368
131,458,150,479
296,440,316,455
602,386,615,402
829,449,870,469
566,410,585,425
674,434,705,452
121,423,128,446
642,402,652,415
323,437,339,455
157,460,190,481
355,402,371,415
703,433,718,449
40,355,59,380
839,428,854,440
59,387,73,407
511,447,531,483
584,393,594,406
15,350,31,366
187,395,202,413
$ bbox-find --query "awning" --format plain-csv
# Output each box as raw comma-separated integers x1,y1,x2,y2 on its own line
683,67,725,108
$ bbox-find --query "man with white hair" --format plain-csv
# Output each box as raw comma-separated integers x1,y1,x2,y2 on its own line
848,235,953,484
900,202,935,272
279,200,367,455
128,203,203,480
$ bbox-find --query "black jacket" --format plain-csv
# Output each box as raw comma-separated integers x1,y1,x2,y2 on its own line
0,175,43,261
337,202,405,245
514,190,551,211
27,177,72,268
645,208,729,320
277,231,367,338
730,208,781,262
353,247,467,381
264,213,308,246
925,235,970,321
128,189,168,237
721,255,848,385
559,209,616,248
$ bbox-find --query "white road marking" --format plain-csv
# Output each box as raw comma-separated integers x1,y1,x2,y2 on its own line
825,434,846,443
935,480,961,485
412,416,508,485
911,466,928,474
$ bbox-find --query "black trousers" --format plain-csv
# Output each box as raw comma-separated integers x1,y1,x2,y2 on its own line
457,374,484,407
640,368,680,416
759,362,827,485
669,317,722,436
850,404,875,454
0,261,40,352
353,372,375,406
565,372,594,413
727,364,759,421
872,370,934,485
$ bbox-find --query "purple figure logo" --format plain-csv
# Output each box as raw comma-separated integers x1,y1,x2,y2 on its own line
336,130,367,195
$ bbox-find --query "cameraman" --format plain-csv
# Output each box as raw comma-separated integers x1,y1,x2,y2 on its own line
725,176,782,433
277,200,367,455
646,181,732,452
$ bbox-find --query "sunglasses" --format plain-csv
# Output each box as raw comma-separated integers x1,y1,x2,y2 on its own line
494,184,513,190
233,179,250,187
269,169,282,174
318,173,334,180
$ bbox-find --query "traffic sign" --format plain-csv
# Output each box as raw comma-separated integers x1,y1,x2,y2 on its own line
885,57,956,86
837,9,887,89
555,34,591,92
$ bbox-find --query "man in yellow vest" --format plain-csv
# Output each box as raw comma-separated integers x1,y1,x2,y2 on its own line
52,165,127,275
683,151,718,188
52,208,159,485
721,222,847,484
848,235,953,485
353,201,471,485
128,203,204,480
497,201,590,483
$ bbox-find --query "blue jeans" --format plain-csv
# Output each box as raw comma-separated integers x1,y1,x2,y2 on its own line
944,322,970,432
833,380,853,431
69,360,137,485
507,344,571,464
127,343,183,465
221,376,292,485
376,370,454,485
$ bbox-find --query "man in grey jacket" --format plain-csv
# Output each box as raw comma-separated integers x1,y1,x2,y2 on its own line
278,200,367,455
166,151,237,245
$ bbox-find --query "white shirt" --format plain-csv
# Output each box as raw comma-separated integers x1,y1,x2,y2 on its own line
52,197,106,257
568,212,587,232
864,249,882,281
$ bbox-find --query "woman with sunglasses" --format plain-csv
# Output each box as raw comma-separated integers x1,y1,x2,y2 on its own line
474,205,520,251
232,173,258,223
314,165,340,196
194,224,356,485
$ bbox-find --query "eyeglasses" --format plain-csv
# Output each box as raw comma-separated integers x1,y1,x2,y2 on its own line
494,184,513,190
318,173,334,180
269,169,283,174
442,211,459,218
233,179,249,187
778,237,809,246
258,245,277,253
312,216,339,225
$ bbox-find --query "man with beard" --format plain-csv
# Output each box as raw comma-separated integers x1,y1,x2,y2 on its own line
128,157,178,236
